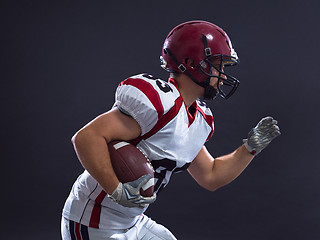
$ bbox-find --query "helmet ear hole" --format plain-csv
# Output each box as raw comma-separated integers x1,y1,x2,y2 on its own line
185,58,195,68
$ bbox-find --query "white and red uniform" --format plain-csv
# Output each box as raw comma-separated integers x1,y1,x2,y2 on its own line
62,74,214,235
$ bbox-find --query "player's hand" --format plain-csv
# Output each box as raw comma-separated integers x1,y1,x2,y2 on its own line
243,116,281,155
109,174,156,208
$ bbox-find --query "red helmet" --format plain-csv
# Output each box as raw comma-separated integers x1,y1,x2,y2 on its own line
160,20,240,99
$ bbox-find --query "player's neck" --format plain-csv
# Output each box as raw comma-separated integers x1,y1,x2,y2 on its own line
173,74,204,108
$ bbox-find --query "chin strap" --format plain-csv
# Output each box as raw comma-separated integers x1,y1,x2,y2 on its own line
165,47,218,100
165,48,201,85
204,83,218,100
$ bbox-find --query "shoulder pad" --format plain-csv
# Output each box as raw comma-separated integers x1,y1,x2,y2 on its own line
114,74,180,135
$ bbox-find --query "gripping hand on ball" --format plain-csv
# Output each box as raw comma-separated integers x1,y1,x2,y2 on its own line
109,174,156,208
243,116,281,155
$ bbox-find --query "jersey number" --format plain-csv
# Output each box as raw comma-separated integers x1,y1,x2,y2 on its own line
152,159,190,193
142,74,173,93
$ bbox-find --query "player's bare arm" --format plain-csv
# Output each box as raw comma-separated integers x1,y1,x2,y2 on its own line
71,107,141,195
188,116,281,191
188,145,254,191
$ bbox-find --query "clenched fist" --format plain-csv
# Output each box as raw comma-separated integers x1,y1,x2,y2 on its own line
243,116,281,155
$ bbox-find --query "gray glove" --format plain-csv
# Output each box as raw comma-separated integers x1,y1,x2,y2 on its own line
243,116,281,155
109,174,156,208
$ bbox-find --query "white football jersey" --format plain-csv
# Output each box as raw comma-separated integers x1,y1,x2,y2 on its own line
62,74,214,229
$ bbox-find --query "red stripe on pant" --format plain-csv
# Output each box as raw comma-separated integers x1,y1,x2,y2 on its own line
74,222,82,240
89,190,107,228
69,220,89,240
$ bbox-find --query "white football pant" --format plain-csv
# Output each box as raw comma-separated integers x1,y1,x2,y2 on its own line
61,214,177,240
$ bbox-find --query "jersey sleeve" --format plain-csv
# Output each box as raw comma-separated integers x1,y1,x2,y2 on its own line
113,77,164,136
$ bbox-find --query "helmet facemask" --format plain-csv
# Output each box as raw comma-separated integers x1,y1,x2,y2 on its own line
197,34,240,100
198,54,240,99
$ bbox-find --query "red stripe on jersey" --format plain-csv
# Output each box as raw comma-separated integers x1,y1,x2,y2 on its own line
120,78,164,118
130,96,183,145
74,222,82,240
89,190,107,228
169,78,195,127
186,102,198,127
196,105,214,140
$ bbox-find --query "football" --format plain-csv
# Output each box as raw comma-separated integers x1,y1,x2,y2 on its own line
108,141,155,197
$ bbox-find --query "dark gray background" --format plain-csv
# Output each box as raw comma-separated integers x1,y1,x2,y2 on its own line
1,0,319,239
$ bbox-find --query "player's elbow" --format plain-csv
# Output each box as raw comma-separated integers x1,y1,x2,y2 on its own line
202,179,227,192
194,175,224,192
71,130,81,146
204,183,222,192
71,128,90,147
71,132,77,145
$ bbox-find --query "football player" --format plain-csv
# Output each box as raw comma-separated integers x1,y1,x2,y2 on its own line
61,20,280,239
